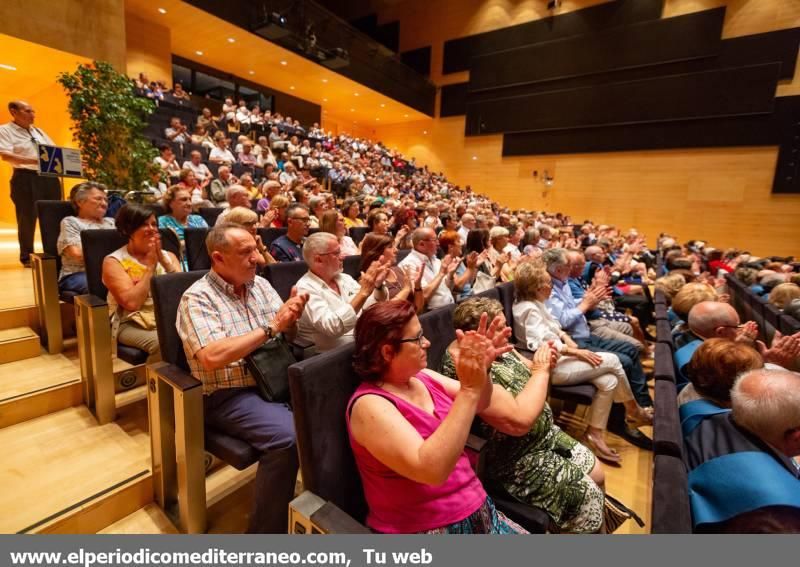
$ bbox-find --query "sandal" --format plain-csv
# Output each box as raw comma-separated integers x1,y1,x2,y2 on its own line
625,406,654,428
583,431,622,465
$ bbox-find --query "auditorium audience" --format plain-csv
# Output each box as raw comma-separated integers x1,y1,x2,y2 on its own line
104,204,181,359
320,210,358,257
513,262,652,464
348,300,526,533
269,203,310,262
769,283,800,310
398,228,457,311
296,232,390,352
177,223,309,533
158,185,208,270
443,297,605,532
683,368,800,533
359,233,424,312
57,182,116,295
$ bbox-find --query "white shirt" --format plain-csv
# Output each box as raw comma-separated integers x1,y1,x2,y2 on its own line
154,156,181,177
398,249,454,310
182,160,212,181
512,300,567,352
503,242,522,260
296,270,370,352
457,225,471,243
209,147,235,165
0,122,55,170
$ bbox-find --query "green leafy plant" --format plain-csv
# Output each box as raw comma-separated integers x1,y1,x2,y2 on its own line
58,61,156,191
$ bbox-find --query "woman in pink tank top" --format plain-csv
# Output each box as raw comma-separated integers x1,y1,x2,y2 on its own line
347,300,526,534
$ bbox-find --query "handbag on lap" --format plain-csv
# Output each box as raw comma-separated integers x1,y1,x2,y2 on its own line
244,333,296,404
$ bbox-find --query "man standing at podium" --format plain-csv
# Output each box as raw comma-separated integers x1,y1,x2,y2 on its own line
0,100,62,267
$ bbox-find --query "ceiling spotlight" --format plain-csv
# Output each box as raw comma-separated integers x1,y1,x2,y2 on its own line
321,78,328,83
404,114,409,118
195,50,204,56
322,98,328,102
248,70,255,75
290,86,295,90
547,0,562,9
376,118,380,121
0,64,17,71
227,37,236,43
157,8,167,14
472,156,478,160
354,92,360,97
350,108,355,112
280,60,288,66
423,130,428,134
380,103,385,108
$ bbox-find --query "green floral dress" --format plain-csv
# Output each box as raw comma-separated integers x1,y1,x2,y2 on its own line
442,350,604,533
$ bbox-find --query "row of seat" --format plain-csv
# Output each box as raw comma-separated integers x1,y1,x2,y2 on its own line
650,291,692,534
725,273,800,342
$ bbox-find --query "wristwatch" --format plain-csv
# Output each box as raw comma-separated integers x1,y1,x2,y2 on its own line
263,323,276,341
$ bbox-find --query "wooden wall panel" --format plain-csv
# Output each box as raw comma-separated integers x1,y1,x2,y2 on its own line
0,0,126,70
125,12,173,86
372,116,800,257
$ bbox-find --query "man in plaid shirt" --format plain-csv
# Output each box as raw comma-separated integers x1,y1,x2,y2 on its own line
178,223,308,533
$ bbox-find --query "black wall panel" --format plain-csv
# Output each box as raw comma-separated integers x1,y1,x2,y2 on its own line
455,29,800,109
442,0,664,75
466,63,781,135
440,83,469,117
376,21,400,53
502,95,800,194
469,9,725,92
401,46,432,77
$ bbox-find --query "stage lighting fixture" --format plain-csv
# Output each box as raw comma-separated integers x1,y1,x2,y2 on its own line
253,11,290,40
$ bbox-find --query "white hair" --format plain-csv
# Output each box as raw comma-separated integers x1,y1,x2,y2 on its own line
489,226,509,241
542,248,568,273
302,232,337,263
226,184,248,202
731,369,800,444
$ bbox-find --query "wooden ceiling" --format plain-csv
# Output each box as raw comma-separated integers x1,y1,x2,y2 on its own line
125,0,430,127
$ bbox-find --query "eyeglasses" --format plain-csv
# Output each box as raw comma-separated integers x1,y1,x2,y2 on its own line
318,248,341,257
718,324,746,330
290,216,311,223
398,330,427,346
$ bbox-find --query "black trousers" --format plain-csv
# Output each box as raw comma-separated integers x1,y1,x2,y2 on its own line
10,169,62,263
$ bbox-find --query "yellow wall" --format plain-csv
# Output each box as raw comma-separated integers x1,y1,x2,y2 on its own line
366,0,800,256
0,0,126,70
125,12,173,86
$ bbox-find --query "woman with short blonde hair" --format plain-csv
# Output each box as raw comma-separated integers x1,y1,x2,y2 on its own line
769,282,800,310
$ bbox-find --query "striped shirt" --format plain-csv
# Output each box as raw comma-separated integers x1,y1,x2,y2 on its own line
177,270,284,395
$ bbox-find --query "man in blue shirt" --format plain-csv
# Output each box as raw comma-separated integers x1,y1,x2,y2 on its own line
269,203,309,262
544,248,652,410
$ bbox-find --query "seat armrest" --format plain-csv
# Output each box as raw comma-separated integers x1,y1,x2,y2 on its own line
288,337,316,361
290,491,370,534
74,293,108,309
466,433,488,479
31,252,58,261
148,361,202,392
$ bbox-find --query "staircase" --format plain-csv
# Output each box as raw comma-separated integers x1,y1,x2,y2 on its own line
0,260,257,534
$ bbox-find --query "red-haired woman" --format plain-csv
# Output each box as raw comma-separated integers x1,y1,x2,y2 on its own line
347,300,528,534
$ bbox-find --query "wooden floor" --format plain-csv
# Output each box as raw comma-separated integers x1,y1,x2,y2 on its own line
0,268,36,310
0,403,150,534
0,349,81,404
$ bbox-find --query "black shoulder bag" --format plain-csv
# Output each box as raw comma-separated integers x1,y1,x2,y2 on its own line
244,333,296,404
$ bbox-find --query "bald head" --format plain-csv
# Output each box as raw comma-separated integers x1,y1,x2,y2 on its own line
566,250,585,278
585,245,604,263
732,369,800,456
8,100,34,128
688,301,739,339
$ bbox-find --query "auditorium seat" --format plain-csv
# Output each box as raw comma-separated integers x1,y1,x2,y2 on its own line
653,343,676,382
198,207,225,227
653,380,683,459
342,255,362,280
651,454,692,534
348,227,370,246
262,261,309,302
184,227,210,270
32,200,78,354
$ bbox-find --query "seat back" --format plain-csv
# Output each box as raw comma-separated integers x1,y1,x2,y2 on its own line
342,255,362,280
653,380,683,459
81,229,129,298
652,454,692,533
262,261,309,302
258,227,288,249
184,228,211,270
151,271,208,371
495,282,516,339
36,200,75,268
198,207,225,227
418,304,457,372
81,229,182,298
396,249,411,263
349,227,370,246
288,343,368,522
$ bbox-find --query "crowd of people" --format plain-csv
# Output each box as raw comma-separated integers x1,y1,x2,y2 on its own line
40,80,800,534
